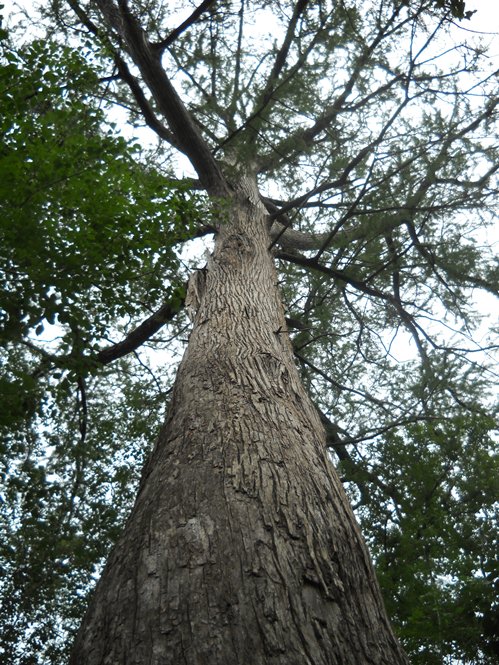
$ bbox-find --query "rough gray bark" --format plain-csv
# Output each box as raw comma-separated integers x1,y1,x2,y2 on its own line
70,179,408,664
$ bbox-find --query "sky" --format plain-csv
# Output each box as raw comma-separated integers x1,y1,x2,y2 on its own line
467,0,499,37
2,0,498,39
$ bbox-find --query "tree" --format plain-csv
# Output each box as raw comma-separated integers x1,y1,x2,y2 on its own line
0,16,196,663
1,0,497,663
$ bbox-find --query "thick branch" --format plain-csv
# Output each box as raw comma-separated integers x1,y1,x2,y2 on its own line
269,214,407,252
112,56,178,144
269,221,332,251
26,291,185,379
94,0,230,196
67,0,177,145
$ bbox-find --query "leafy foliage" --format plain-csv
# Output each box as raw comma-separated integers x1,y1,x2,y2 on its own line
428,0,475,20
354,416,499,663
0,33,193,349
0,350,169,664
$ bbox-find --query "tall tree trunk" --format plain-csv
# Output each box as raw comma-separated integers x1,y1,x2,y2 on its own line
71,182,408,664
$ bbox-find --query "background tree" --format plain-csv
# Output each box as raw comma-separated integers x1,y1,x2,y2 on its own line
1,0,497,663
0,17,197,662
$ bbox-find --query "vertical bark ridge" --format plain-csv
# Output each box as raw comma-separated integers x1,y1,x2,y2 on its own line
71,182,408,664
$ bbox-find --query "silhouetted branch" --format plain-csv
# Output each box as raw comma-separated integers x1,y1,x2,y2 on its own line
96,292,186,364
153,0,218,52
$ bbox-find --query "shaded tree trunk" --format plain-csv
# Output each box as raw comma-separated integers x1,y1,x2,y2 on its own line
71,181,408,664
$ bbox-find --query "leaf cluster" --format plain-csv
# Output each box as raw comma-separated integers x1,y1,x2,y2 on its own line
0,35,191,343
355,416,498,663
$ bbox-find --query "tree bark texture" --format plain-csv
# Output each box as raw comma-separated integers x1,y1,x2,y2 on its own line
71,182,408,664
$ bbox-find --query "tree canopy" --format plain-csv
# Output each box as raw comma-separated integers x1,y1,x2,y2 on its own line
0,1,498,663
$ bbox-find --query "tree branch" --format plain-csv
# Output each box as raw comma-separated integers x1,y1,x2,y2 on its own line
259,0,311,105
96,290,185,364
67,0,177,145
317,407,407,508
256,5,408,173
214,9,327,158
153,0,218,53
94,0,230,195
277,250,395,302
24,288,186,378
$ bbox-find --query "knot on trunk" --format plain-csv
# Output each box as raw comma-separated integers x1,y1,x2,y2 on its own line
217,233,256,267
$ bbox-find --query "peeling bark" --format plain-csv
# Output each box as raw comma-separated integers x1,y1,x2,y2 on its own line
71,182,408,664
